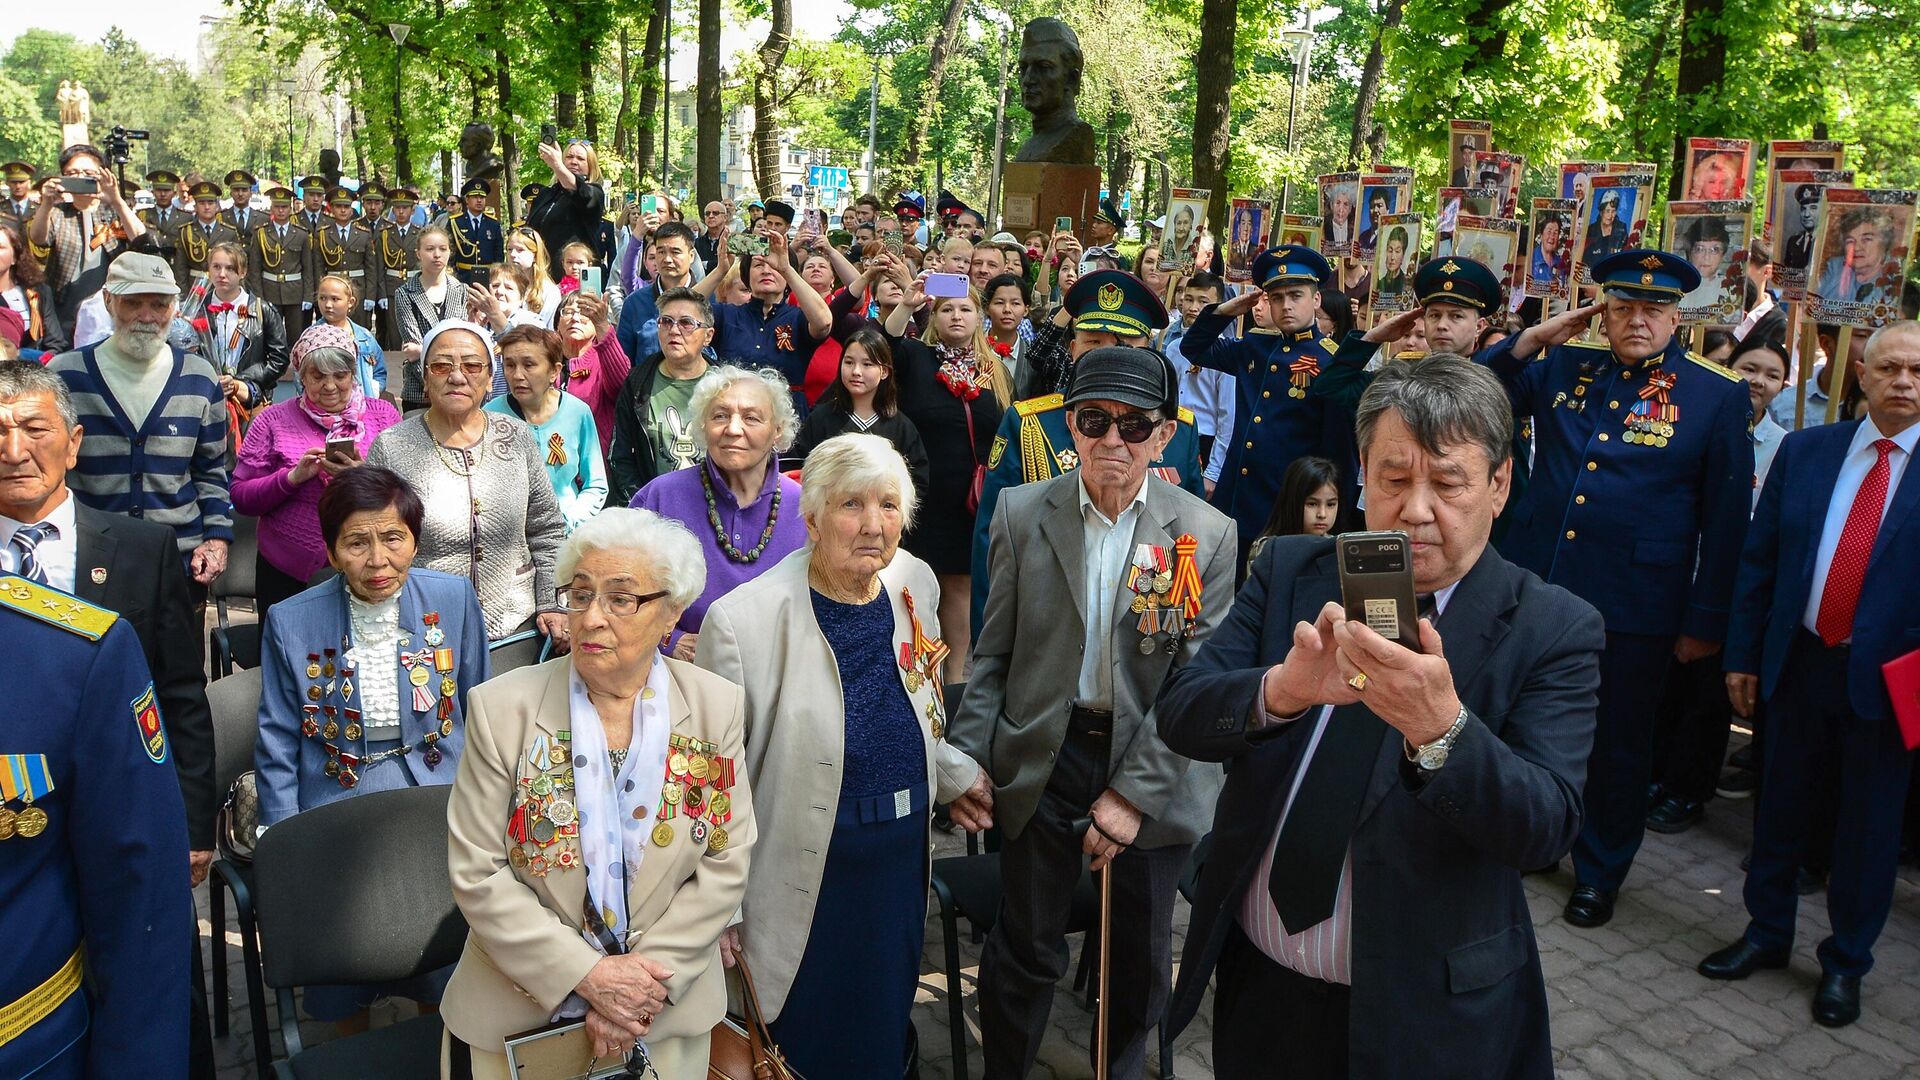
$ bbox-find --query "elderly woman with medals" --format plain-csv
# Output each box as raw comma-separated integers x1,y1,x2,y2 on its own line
695,433,993,1078
253,465,491,1034
441,507,753,1080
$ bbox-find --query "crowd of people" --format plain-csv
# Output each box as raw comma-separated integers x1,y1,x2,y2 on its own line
2,129,1918,1080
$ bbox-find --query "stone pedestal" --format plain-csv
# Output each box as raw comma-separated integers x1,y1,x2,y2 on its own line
1001,162,1102,237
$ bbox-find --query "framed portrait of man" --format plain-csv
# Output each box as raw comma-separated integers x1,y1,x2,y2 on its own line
1470,151,1525,218
1159,187,1210,273
1435,186,1501,257
1369,212,1424,314
1526,197,1577,300
1665,199,1754,324
1225,198,1271,284
1454,215,1521,295
1805,187,1917,329
1573,171,1653,284
1448,120,1492,187
1318,172,1359,256
1355,173,1404,258
1279,214,1322,251
1770,168,1855,301
1762,140,1845,243
1681,138,1753,201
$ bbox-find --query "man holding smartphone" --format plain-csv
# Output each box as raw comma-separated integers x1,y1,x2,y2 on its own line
1158,355,1604,1078
28,143,150,330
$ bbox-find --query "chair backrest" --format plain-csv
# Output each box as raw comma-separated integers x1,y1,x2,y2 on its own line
213,514,259,603
253,785,468,989
207,666,264,797
488,628,545,675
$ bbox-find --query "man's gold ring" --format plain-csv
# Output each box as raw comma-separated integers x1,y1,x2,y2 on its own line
1348,673,1369,691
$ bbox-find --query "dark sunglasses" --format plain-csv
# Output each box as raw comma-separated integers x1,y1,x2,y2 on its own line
1073,407,1161,443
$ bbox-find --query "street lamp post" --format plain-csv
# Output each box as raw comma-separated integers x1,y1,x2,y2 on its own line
388,23,413,184
1279,18,1315,215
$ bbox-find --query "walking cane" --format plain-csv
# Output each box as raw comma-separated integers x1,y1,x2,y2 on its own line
1076,816,1114,1080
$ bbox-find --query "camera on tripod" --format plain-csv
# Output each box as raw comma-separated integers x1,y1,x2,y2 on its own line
106,124,149,166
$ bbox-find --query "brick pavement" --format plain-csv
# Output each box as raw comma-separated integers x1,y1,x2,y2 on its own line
202,782,1920,1080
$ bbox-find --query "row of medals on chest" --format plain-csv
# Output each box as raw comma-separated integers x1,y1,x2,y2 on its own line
1553,367,1680,446
1129,546,1188,655
300,615,456,788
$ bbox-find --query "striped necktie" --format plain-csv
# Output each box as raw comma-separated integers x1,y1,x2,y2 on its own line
9,521,57,585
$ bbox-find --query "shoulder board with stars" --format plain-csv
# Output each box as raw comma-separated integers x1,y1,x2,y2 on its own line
1683,351,1744,381
0,576,118,641
1176,406,1195,425
1014,393,1065,417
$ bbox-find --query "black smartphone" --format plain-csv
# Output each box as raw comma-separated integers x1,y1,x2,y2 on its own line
1336,530,1422,651
62,176,99,195
540,122,559,148
325,436,360,464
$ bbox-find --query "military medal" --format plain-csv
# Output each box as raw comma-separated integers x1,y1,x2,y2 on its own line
687,816,708,845
306,653,322,679
441,716,455,738
0,807,15,840
509,847,530,868
440,675,457,698
322,706,340,740
301,706,320,738
899,588,952,732
423,613,445,647
651,822,674,846
708,825,730,852
1288,352,1320,399
547,798,577,827
343,708,363,742
409,665,431,687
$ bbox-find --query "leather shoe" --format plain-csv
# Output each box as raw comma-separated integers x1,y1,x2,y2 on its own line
1563,885,1616,928
1697,938,1789,980
1813,972,1861,1027
1646,795,1706,834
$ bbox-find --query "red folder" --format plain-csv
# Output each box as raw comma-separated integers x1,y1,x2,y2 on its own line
1883,647,1920,750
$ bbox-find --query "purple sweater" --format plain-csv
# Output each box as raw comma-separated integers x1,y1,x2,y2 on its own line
231,397,405,581
631,458,807,651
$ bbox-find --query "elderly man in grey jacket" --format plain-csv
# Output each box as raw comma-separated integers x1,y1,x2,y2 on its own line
948,345,1237,1079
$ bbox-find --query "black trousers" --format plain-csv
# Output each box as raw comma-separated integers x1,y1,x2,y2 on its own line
977,711,1188,1080
1653,653,1734,802
1213,926,1350,1079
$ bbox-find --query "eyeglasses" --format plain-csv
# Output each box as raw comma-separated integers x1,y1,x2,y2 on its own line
555,587,668,617
1073,407,1162,444
657,316,709,335
425,359,490,378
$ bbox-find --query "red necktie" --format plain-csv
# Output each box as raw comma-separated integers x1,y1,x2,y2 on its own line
1815,438,1898,645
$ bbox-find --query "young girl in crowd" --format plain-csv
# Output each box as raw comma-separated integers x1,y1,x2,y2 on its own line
394,225,465,411
1247,456,1343,564
506,227,563,325
311,272,386,400
793,325,930,495
558,240,602,294
484,324,607,533
469,263,544,396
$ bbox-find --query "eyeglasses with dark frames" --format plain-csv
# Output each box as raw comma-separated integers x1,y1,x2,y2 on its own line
554,587,669,617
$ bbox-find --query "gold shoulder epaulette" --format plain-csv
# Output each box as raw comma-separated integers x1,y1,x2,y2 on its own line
1321,337,1338,351
1685,351,1743,381
0,576,118,642
1014,393,1064,417
1176,406,1195,425
1393,349,1428,362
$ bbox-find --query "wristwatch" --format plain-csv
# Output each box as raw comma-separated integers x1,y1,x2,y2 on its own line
1406,705,1470,771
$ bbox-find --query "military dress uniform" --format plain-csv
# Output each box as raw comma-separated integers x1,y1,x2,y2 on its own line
0,576,190,1080
372,187,424,348
219,170,261,241
1476,250,1753,922
136,171,183,261
171,181,242,295
2,161,40,233
295,175,330,236
248,185,315,339
1182,246,1347,558
450,178,503,286
312,187,377,329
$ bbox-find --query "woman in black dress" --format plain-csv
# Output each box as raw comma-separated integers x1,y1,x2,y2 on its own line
792,325,930,496
883,281,1009,681
524,138,606,281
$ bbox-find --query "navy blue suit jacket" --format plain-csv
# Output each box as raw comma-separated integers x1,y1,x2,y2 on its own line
1724,420,1920,722
1156,536,1603,1079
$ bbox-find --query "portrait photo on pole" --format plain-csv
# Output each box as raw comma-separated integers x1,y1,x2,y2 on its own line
1805,186,1917,329
1469,150,1526,217
1435,186,1501,256
1159,187,1209,272
1527,197,1577,299
1354,172,1403,258
1573,171,1652,283
1453,215,1521,296
1278,213,1322,251
1447,119,1492,186
1680,138,1753,201
1369,212,1424,313
1761,139,1845,243
1664,199,1754,324
1225,197,1271,284
1318,171,1359,256
1769,168,1855,300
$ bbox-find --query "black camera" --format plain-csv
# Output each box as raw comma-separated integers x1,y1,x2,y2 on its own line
105,125,149,167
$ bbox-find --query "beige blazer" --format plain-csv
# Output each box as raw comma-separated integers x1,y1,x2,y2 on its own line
695,546,978,1020
440,655,755,1053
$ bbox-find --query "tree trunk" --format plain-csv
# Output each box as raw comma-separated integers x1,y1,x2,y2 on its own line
1348,0,1406,168
581,46,599,145
698,0,722,202
1108,121,1133,229
636,0,668,181
614,24,634,165
1192,0,1236,238
1668,0,1727,197
346,89,368,182
1802,13,1827,139
496,44,517,221
751,0,792,200
902,0,967,175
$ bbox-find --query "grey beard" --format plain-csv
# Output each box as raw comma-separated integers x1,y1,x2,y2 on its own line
116,325,169,354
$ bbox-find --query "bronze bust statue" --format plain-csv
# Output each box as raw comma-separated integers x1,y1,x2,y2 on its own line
459,122,506,182
1012,18,1096,165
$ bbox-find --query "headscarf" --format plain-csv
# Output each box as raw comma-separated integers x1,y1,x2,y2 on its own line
291,322,368,440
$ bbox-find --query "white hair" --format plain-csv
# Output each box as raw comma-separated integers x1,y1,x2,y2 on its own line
799,433,917,530
688,364,799,455
1864,319,1920,362
554,508,707,608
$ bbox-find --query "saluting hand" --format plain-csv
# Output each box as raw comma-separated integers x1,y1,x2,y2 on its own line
1362,306,1424,345
1512,301,1604,358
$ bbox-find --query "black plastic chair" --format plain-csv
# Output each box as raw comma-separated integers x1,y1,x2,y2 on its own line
211,515,261,675
487,626,548,676
203,666,272,1075
253,785,468,1079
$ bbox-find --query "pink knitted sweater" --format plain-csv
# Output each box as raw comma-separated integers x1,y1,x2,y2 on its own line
231,397,405,581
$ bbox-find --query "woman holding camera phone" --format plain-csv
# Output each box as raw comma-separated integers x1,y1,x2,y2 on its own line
232,322,405,616
27,142,148,330
525,136,606,283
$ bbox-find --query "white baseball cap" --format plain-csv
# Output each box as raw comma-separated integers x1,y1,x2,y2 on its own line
102,253,178,297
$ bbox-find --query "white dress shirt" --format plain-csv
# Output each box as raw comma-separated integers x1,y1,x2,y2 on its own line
347,591,405,740
1238,579,1459,984
1162,317,1236,442
208,289,252,374
1751,412,1787,512
1075,473,1149,711
0,491,79,593
1801,417,1920,639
